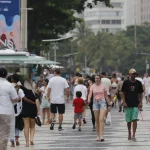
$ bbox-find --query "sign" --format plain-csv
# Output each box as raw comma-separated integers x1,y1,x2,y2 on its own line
0,0,20,50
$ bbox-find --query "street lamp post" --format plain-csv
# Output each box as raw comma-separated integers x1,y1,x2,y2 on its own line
145,58,149,73
53,42,58,62
21,8,33,50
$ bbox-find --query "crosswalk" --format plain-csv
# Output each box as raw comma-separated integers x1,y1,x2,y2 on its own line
7,102,150,150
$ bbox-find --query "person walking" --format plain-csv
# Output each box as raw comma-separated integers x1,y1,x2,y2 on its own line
0,67,20,150
101,72,111,125
73,77,87,124
143,73,150,104
117,77,125,112
38,78,50,125
135,73,145,111
88,75,111,141
47,69,69,131
122,69,143,141
72,91,85,131
9,74,24,147
111,73,118,107
21,79,40,147
88,76,96,131
43,67,54,80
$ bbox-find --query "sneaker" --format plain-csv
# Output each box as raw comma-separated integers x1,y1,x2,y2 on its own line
58,126,63,131
50,123,54,130
78,127,81,131
72,123,77,129
93,125,96,131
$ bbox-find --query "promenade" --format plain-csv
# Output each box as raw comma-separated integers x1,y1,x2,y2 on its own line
7,102,150,150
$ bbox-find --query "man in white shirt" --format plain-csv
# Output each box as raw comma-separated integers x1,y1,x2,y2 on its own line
47,69,69,131
0,68,20,150
143,73,150,103
101,72,111,125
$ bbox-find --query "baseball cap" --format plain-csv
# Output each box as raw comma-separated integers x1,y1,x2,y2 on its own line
101,72,106,76
129,68,136,74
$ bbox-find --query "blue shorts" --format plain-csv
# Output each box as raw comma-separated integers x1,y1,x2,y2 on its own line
93,99,107,110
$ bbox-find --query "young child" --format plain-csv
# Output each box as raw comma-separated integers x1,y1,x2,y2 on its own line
72,91,85,131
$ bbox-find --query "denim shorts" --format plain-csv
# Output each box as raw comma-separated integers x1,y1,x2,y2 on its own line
74,113,82,120
93,99,107,110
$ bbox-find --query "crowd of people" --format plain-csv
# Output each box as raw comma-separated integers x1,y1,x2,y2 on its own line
0,66,150,149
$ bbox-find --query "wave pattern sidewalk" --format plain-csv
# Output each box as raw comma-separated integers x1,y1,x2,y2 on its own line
7,102,150,150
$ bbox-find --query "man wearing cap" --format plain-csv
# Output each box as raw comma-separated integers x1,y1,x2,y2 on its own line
121,69,143,141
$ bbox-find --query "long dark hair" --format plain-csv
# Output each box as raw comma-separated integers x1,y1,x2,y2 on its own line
0,67,7,78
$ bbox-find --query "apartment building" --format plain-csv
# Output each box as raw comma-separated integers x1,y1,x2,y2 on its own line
84,0,150,34
140,0,150,23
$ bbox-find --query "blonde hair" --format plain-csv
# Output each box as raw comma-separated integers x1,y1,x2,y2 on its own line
24,79,33,90
78,77,84,84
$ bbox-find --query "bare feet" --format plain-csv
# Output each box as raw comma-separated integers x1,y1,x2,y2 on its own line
131,136,137,142
30,141,34,145
15,140,20,146
25,143,29,147
96,136,100,141
128,132,131,140
10,144,15,147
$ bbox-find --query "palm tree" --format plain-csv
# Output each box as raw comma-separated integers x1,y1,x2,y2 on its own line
84,31,112,72
72,22,94,69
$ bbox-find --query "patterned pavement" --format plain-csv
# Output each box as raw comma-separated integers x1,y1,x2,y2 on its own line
7,101,150,150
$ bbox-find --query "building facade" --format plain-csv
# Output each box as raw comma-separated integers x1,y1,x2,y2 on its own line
140,0,150,23
84,0,150,34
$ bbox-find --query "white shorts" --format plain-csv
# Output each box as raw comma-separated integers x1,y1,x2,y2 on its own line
145,87,150,96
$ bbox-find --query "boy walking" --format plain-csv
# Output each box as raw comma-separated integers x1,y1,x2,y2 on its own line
72,91,85,131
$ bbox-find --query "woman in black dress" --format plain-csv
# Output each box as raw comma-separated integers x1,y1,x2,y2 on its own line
21,79,40,147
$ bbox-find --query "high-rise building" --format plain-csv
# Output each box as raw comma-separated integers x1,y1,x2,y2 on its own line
140,0,150,23
84,0,126,34
83,0,150,34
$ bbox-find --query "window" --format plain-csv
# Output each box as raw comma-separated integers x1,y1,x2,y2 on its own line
86,11,122,17
86,20,100,25
111,20,121,24
102,20,111,24
106,29,109,32
102,28,109,32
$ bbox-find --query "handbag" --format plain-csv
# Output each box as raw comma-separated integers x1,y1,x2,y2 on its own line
35,116,42,127
41,96,50,108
